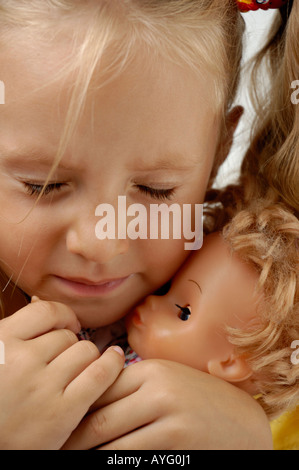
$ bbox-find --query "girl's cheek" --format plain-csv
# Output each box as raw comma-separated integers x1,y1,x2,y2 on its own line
140,240,189,277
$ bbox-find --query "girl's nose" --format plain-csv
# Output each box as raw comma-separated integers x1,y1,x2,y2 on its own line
66,213,129,264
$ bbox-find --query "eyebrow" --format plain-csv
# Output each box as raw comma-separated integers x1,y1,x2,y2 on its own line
128,152,200,172
0,148,76,172
188,279,202,294
0,148,199,173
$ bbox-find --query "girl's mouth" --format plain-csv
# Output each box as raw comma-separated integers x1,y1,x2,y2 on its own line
53,275,132,298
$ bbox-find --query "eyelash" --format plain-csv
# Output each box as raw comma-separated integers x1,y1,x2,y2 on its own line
23,182,65,197
136,185,175,201
23,182,176,201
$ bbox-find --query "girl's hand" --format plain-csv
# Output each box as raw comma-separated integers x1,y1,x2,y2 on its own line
63,360,273,450
0,299,124,450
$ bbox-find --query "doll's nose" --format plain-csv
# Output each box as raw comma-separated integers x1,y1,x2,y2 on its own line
144,295,159,311
143,294,173,315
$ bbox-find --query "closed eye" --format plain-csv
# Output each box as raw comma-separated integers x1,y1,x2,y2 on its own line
23,182,66,197
136,185,175,201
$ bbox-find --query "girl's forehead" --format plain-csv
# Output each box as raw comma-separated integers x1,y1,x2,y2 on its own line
0,39,221,164
0,0,242,120
0,22,221,111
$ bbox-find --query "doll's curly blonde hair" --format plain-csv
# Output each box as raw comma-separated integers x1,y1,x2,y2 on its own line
206,201,299,420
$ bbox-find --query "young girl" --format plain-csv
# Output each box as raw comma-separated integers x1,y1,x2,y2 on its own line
0,0,275,449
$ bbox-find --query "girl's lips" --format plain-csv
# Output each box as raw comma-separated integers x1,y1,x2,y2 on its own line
54,275,132,297
59,276,126,286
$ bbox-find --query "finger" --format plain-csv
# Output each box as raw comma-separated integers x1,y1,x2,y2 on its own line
98,421,171,450
90,361,144,411
47,340,101,387
62,390,157,450
28,328,79,363
62,347,125,424
0,300,81,340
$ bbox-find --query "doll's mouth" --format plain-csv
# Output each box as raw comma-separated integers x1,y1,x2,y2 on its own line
127,308,143,327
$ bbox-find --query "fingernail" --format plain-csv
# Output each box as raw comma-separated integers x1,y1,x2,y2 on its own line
111,346,124,357
76,320,82,333
31,296,40,303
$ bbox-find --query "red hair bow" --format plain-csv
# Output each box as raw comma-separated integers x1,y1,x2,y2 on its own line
237,0,288,12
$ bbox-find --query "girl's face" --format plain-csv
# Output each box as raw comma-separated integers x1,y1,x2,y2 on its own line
0,32,222,328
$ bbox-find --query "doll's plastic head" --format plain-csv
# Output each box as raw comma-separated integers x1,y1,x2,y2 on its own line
126,232,261,390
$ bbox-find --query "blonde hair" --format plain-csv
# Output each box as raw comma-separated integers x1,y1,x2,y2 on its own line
204,5,299,417
219,202,299,420
206,1,298,218
239,0,299,214
0,0,245,313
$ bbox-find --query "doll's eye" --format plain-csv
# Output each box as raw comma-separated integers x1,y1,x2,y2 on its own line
176,304,191,321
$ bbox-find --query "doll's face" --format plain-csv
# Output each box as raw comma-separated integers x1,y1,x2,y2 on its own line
126,233,262,373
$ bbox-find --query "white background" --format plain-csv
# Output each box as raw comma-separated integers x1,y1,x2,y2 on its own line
215,10,276,187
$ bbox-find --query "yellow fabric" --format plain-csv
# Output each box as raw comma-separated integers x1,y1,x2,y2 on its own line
271,407,299,450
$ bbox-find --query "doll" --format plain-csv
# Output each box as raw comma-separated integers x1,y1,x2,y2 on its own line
125,202,299,420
